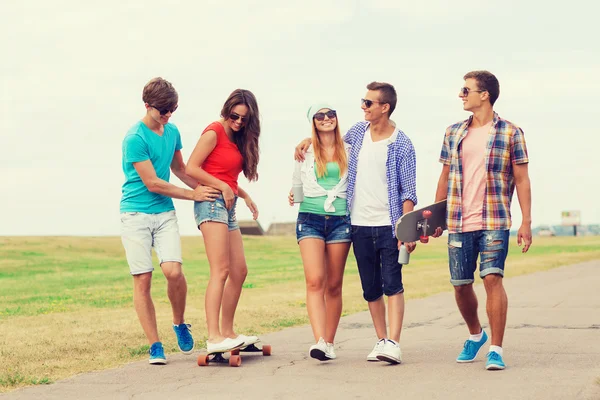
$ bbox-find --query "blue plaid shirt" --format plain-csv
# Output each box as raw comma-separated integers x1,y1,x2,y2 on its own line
344,121,418,237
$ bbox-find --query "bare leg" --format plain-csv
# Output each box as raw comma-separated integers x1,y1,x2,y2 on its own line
454,283,483,335
161,261,186,325
299,238,327,342
200,222,230,343
483,274,508,346
387,292,405,342
369,297,388,340
323,242,350,343
221,229,248,338
133,272,160,344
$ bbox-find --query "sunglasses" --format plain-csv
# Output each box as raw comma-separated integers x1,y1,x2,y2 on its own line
460,87,486,97
313,110,337,121
360,98,384,108
150,104,178,115
229,113,248,123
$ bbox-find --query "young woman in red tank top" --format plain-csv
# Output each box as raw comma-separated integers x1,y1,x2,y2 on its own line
186,89,261,354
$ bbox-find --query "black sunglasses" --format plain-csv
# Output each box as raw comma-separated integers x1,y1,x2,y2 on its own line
229,112,248,123
313,110,337,121
460,87,486,96
150,104,178,115
360,98,384,108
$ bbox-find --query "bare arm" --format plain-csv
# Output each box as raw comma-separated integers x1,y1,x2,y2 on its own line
435,164,450,202
514,163,532,253
432,164,450,238
401,199,417,253
186,130,236,209
294,138,312,162
170,150,200,189
133,160,219,201
238,186,259,220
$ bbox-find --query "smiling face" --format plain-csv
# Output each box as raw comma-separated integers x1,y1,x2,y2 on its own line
459,78,488,112
225,104,249,132
313,108,337,133
360,90,387,122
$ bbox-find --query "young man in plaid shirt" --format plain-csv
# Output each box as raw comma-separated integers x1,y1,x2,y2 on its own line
434,70,532,370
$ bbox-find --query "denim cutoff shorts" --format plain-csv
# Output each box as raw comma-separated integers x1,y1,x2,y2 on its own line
296,212,351,244
447,229,510,286
194,195,239,231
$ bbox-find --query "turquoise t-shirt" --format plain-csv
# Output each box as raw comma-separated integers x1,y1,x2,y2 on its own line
299,162,347,216
120,121,183,213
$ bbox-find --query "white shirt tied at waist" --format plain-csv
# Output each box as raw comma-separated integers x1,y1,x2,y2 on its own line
292,144,350,213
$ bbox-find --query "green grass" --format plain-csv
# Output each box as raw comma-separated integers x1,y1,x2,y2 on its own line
0,235,599,392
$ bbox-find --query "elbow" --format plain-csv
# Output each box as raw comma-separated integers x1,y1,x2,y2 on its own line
146,179,161,193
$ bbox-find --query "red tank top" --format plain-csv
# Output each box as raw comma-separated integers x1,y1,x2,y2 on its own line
201,122,244,195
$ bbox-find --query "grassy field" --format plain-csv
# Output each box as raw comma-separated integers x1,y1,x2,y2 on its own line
1,235,599,392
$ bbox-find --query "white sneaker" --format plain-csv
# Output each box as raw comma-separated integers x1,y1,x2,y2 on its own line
376,339,402,364
235,334,260,348
309,337,329,361
367,339,386,361
206,337,245,354
325,342,337,360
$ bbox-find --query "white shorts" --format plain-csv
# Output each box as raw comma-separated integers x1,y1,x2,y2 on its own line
120,210,182,275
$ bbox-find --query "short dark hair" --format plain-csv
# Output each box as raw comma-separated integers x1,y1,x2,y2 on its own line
142,77,178,109
463,70,500,106
366,81,397,116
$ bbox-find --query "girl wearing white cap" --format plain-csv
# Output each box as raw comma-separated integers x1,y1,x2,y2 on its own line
289,103,351,361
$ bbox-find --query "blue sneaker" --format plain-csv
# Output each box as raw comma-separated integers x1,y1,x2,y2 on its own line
149,342,166,365
456,330,488,363
486,351,506,370
173,323,195,354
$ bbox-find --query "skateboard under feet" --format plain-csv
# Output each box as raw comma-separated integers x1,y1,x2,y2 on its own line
197,343,272,367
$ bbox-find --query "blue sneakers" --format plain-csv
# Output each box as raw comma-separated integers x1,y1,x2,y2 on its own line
486,351,506,370
456,330,488,363
149,342,166,365
173,323,195,354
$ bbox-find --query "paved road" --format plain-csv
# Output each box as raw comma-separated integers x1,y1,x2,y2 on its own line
3,261,599,400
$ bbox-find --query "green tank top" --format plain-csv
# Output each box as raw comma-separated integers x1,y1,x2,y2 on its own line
299,162,347,216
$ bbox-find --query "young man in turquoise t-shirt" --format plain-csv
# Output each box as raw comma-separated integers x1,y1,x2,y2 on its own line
120,77,219,364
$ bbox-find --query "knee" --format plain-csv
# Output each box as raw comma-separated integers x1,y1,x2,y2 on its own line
326,280,343,298
230,265,248,282
164,269,184,283
483,274,503,289
133,275,152,296
454,283,473,296
211,264,230,282
306,277,325,293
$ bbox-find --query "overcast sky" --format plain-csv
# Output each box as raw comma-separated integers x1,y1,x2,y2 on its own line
1,0,598,236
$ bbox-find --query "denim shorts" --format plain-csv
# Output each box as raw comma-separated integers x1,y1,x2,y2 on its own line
194,195,239,231
447,229,510,286
120,210,182,275
296,212,352,244
351,225,403,302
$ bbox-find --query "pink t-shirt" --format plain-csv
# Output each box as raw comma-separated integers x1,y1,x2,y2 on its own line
460,121,492,233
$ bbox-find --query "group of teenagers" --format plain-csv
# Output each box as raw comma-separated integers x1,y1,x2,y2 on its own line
120,70,532,372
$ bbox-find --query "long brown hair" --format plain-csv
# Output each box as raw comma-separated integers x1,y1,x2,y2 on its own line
220,89,260,181
311,112,347,178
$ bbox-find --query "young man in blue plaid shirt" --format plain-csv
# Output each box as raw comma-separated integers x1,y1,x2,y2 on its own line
295,82,418,364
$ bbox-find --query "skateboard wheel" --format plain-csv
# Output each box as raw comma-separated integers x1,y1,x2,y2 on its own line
423,210,432,218
229,355,241,367
231,349,240,355
197,354,210,366
420,236,429,244
262,345,272,356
